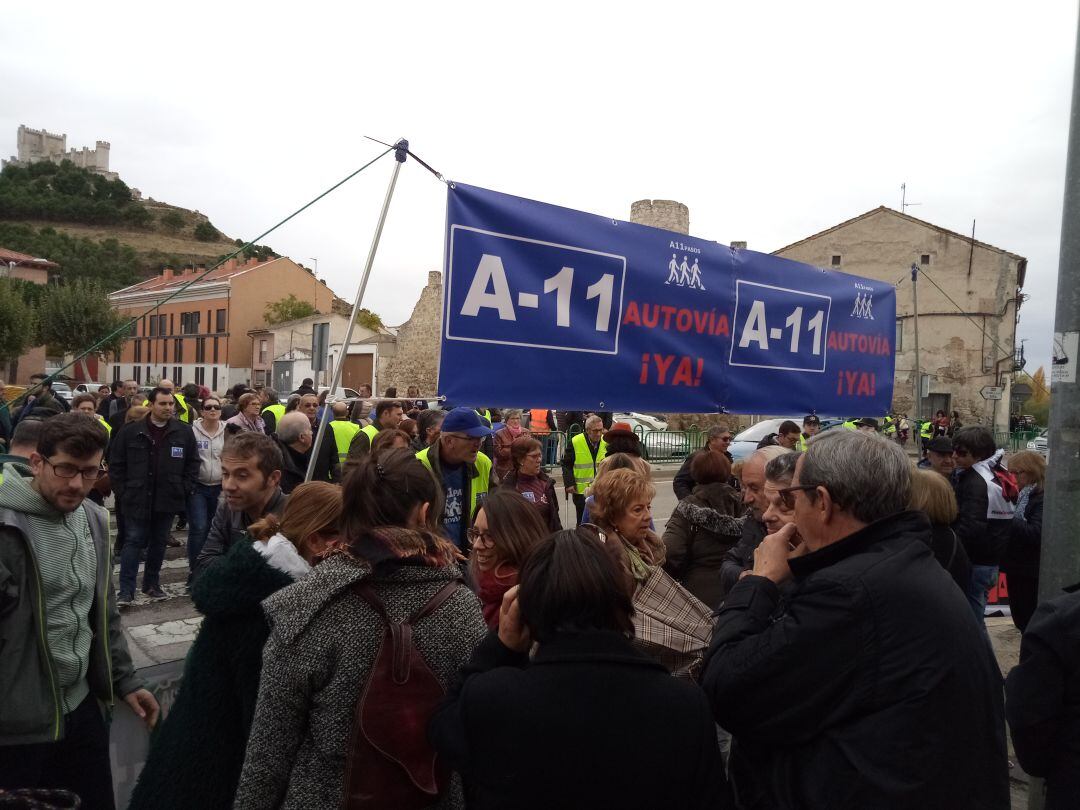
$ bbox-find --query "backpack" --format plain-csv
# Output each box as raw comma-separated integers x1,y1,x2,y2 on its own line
342,579,461,810
991,459,1020,503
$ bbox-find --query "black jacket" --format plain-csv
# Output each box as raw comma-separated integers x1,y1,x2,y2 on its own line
273,434,339,494
108,417,199,516
129,540,295,810
662,482,742,609
701,511,1010,810
1002,487,1044,578
952,466,1013,566
194,488,287,577
430,630,726,810
718,516,766,601
926,523,972,594
1005,586,1080,810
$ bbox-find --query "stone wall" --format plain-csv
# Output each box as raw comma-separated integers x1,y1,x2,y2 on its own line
384,270,443,397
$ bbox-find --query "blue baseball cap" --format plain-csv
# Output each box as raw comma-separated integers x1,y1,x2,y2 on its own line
441,407,493,438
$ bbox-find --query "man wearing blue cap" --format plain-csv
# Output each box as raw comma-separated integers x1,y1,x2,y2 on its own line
416,407,495,552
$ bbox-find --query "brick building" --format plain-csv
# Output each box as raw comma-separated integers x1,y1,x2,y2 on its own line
1,247,58,385
107,256,337,391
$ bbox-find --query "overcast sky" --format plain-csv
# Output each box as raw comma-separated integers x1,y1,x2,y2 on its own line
3,1,1075,372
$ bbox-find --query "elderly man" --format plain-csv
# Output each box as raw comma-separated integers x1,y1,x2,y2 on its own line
702,430,1009,809
561,415,607,526
672,425,734,500
718,446,790,599
917,436,956,478
271,411,339,493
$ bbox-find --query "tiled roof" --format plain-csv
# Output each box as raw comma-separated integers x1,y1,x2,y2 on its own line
0,246,59,268
112,256,283,295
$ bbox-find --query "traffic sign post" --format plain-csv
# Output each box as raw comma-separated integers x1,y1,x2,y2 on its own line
980,385,1004,401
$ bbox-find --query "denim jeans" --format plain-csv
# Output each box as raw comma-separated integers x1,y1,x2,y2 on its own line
187,483,222,577
966,564,1000,624
118,511,176,596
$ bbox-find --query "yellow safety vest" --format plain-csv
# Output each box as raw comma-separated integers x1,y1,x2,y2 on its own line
361,424,380,444
843,420,858,431
920,421,934,439
571,433,608,495
796,434,809,451
416,445,492,520
97,415,112,437
883,417,896,436
329,420,361,464
261,403,286,426
143,393,189,422
475,409,492,427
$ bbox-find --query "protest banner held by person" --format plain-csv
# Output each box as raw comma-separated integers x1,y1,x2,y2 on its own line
233,449,485,809
701,429,1010,809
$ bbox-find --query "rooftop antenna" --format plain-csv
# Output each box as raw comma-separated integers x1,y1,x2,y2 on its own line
900,183,921,214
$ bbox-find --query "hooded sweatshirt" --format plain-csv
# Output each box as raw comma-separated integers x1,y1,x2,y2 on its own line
193,417,226,485
0,463,96,713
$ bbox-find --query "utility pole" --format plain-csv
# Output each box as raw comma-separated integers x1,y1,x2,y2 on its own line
911,263,922,422
1028,15,1080,810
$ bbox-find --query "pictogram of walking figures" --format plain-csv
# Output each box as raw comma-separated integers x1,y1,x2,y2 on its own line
666,254,706,290
851,293,874,320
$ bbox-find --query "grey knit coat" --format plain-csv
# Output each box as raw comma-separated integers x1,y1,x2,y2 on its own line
232,553,487,810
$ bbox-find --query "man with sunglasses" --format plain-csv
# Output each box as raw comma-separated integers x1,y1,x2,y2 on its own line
702,429,1009,809
0,413,159,807
672,425,735,500
109,386,200,605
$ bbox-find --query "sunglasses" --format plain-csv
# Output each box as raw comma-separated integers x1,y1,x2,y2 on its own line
777,484,817,510
203,405,221,411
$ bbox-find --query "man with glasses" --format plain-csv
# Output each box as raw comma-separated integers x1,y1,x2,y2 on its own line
109,386,200,605
673,425,734,500
561,415,607,526
702,429,1009,809
416,407,494,552
0,413,159,806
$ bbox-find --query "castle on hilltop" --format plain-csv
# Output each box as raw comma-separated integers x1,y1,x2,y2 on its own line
3,124,120,181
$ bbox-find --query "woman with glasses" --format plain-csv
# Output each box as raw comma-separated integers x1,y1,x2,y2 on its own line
430,527,725,808
469,490,548,628
225,392,267,435
661,449,741,607
673,426,734,500
499,436,561,531
188,397,227,583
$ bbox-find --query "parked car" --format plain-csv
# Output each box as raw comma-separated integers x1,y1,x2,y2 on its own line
50,382,73,403
611,412,690,461
1026,429,1048,458
729,416,845,461
317,386,362,402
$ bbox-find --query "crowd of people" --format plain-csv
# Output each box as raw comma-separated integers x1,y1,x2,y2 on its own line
0,376,1076,809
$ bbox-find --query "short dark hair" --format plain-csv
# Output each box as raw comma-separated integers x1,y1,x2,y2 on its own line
384,387,398,398
375,400,403,421
518,528,634,644
38,413,108,460
11,417,44,449
690,449,732,485
778,420,801,436
182,383,200,400
952,426,996,462
417,408,444,438
111,381,123,393
148,386,173,405
72,393,96,410
301,378,313,387
222,432,284,479
341,448,442,538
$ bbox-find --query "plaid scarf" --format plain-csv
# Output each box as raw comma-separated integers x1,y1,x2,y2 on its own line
338,525,461,569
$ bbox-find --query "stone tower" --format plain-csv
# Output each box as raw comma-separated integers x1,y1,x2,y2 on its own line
384,271,443,397
630,199,690,235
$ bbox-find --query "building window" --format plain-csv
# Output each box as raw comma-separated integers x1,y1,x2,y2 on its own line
169,314,174,336
254,369,266,386
196,337,206,363
175,338,183,363
134,340,142,363
212,367,218,392
895,319,903,352
259,339,268,365
162,339,168,363
920,254,931,266
195,366,206,385
180,311,201,335
149,316,158,337
831,255,841,267
216,309,226,333
129,319,138,337
213,337,219,364
134,366,142,384
113,365,121,383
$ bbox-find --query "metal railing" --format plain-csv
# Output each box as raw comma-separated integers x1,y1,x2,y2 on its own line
534,425,703,470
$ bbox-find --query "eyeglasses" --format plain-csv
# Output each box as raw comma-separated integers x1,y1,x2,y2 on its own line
777,484,818,510
202,405,221,411
580,522,608,544
718,436,732,442
466,527,495,545
43,457,105,480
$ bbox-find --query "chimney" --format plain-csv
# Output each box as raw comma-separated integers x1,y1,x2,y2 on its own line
162,266,174,280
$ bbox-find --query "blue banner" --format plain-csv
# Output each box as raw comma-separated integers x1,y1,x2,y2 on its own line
439,183,896,415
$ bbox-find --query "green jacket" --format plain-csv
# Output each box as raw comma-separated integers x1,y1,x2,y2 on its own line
0,462,142,745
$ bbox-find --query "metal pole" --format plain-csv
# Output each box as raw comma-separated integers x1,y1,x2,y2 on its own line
911,263,922,423
1027,16,1080,810
305,139,408,482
